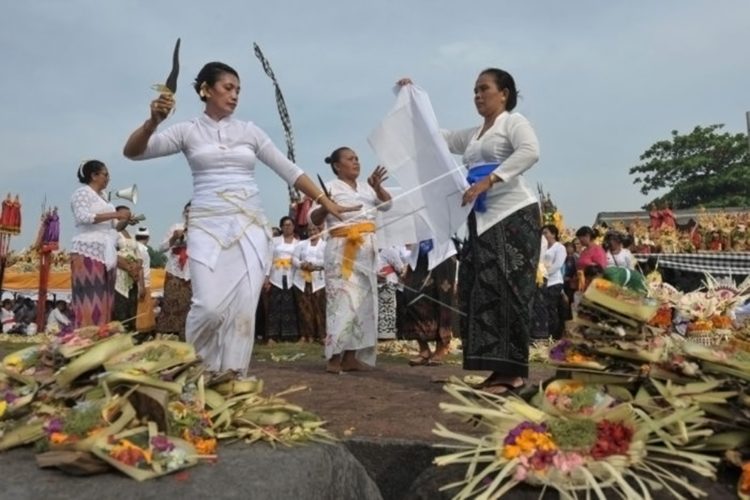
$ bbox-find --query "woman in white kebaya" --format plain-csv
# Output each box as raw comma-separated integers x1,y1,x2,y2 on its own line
310,147,392,374
292,223,327,343
123,62,353,374
398,68,541,394
264,216,299,342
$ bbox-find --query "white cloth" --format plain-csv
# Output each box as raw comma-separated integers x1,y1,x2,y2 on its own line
268,236,298,288
160,222,190,280
132,112,305,372
1,308,16,333
292,239,326,292
377,245,405,285
442,111,540,235
70,186,118,269
316,179,390,364
137,242,151,288
115,232,140,298
186,241,261,374
46,307,71,331
607,248,635,269
544,241,567,286
369,85,471,257
403,239,457,272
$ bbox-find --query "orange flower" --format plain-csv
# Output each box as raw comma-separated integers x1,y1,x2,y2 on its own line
502,444,521,459
194,437,217,455
710,315,732,328
740,462,750,493
49,432,70,444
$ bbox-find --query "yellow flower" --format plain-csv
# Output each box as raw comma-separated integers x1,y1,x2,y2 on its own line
168,401,189,419
4,356,22,369
0,400,7,418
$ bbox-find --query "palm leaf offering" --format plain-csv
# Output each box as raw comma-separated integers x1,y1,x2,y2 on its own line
103,340,196,374
0,322,334,480
434,379,719,499
514,272,750,496
0,368,38,419
91,423,198,482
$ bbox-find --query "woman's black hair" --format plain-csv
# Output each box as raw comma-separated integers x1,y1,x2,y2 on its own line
193,62,240,102
575,226,599,239
279,216,294,227
480,68,519,111
77,160,106,184
541,224,559,241
324,147,352,175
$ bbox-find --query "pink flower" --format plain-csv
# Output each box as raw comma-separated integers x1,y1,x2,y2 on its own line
513,465,529,481
552,452,584,473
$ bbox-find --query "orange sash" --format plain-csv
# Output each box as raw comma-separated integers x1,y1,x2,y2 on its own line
329,222,376,279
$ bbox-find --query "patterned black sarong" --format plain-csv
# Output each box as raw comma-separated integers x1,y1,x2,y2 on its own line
459,203,541,377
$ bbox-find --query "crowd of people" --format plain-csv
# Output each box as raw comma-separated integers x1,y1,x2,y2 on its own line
2,60,563,392
1,293,71,335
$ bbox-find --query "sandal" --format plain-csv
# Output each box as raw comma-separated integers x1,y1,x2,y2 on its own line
408,355,431,366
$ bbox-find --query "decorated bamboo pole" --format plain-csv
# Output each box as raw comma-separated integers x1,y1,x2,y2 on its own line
34,207,59,330
0,193,21,292
253,44,303,229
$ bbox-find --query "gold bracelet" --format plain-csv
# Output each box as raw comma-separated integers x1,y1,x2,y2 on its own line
314,193,326,203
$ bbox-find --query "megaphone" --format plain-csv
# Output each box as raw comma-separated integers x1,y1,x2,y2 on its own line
109,184,138,204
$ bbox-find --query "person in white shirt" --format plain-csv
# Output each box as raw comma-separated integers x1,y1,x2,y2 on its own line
310,147,392,374
113,206,144,332
46,301,71,332
156,202,192,338
291,223,327,343
398,68,540,395
376,245,405,340
123,62,353,374
69,160,132,328
263,216,300,342
2,299,17,333
605,232,635,269
542,224,567,339
134,227,155,334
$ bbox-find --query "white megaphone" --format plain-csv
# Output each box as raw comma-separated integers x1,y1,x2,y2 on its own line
109,184,138,204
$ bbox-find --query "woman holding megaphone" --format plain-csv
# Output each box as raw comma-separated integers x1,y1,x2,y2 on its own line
70,160,133,327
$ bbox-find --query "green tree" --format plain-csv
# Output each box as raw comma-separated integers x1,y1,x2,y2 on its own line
629,124,750,209
147,245,167,268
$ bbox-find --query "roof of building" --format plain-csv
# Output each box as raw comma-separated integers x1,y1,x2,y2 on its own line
594,207,748,226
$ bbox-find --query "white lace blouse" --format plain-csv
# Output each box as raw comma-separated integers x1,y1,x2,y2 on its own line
70,186,118,269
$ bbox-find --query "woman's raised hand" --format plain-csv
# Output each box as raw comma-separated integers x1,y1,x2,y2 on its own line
149,93,175,125
367,165,389,191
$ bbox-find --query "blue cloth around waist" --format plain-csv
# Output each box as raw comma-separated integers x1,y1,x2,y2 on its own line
466,163,500,213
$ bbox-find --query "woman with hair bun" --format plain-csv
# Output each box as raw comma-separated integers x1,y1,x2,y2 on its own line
70,160,132,327
310,147,392,374
397,68,541,395
123,61,355,374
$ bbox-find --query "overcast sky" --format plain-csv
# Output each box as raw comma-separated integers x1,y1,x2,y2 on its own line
2,0,749,250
